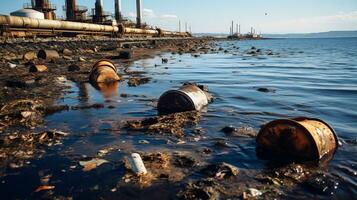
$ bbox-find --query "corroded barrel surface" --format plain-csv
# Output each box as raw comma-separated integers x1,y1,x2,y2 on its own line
256,117,338,161
89,59,120,83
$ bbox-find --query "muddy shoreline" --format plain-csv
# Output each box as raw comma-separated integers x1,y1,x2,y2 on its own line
0,37,346,199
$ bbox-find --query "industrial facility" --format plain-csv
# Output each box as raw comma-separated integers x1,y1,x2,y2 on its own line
0,0,191,38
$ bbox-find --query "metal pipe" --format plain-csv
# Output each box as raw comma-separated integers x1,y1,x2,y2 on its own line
118,24,158,36
136,0,142,27
115,0,122,22
0,15,118,33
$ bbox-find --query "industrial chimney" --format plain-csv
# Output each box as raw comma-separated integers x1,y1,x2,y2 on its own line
34,0,56,20
136,0,142,27
66,0,76,21
94,0,104,23
115,0,122,22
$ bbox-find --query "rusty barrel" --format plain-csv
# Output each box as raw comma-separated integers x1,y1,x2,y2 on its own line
89,59,120,83
256,117,338,161
158,84,209,114
37,50,60,61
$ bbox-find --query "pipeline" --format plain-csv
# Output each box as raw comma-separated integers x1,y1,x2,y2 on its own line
0,15,118,34
0,15,191,38
118,24,158,37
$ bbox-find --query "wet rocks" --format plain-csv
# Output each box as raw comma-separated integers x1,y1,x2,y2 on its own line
162,58,168,63
178,179,219,200
0,130,69,171
243,188,263,199
201,162,239,180
257,87,276,93
62,48,72,56
220,125,257,137
119,50,133,59
67,64,80,72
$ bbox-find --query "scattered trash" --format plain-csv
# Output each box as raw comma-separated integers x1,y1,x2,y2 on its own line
7,62,16,69
128,153,148,175
89,59,120,83
29,64,48,73
23,51,37,61
34,185,55,193
256,117,338,161
243,188,262,199
37,49,60,61
157,83,212,114
79,158,109,172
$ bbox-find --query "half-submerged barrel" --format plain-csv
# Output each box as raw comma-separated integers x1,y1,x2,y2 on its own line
89,59,120,83
158,84,209,114
256,117,338,161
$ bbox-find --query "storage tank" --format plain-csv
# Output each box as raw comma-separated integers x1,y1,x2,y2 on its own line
10,9,45,19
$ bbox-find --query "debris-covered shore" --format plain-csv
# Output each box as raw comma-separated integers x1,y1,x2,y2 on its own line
0,37,347,199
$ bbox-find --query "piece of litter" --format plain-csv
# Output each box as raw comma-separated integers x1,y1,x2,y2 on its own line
34,185,55,193
79,158,109,172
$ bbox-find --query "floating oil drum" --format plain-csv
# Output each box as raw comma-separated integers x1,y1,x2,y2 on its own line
89,59,120,83
157,84,209,114
256,117,338,161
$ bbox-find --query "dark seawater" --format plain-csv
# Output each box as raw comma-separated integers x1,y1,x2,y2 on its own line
1,38,357,199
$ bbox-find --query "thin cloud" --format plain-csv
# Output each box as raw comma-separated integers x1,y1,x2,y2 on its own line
262,11,357,33
160,14,178,20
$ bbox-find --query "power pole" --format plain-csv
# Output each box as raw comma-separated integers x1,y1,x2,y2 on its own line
185,22,187,32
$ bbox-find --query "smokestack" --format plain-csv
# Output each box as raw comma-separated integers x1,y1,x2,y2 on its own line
95,0,104,23
136,0,142,27
115,0,122,22
66,0,76,21
179,20,181,32
231,20,234,35
31,0,36,8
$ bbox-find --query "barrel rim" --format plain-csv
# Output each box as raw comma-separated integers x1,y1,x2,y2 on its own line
256,118,320,160
91,59,117,72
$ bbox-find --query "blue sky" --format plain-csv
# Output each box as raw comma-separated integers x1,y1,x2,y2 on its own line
1,0,357,33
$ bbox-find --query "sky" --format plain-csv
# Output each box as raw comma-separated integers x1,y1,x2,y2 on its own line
1,0,357,34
